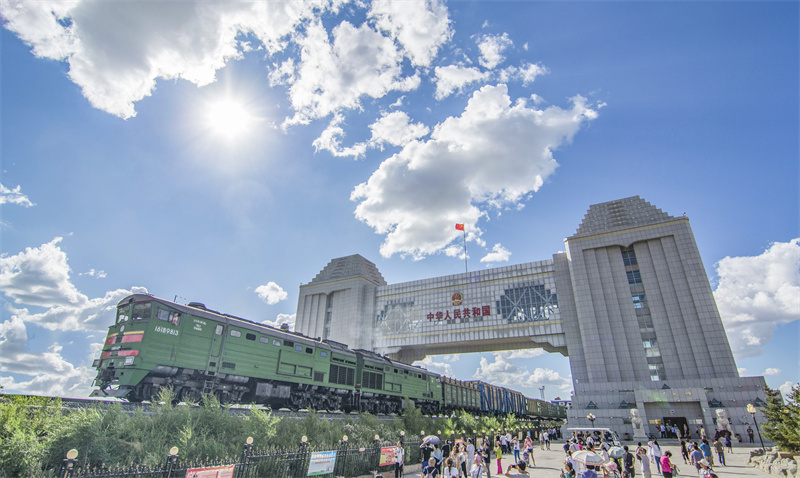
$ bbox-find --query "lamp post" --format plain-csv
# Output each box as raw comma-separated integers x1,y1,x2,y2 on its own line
587,413,596,428
59,449,78,478
400,430,405,446
166,447,179,478
747,404,765,451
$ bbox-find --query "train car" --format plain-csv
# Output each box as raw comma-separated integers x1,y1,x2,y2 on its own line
441,377,480,414
352,349,439,414
92,294,357,409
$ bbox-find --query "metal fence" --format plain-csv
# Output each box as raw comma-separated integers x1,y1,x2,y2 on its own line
59,439,424,478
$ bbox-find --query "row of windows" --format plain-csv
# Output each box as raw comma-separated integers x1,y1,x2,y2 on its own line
227,329,328,357
622,247,666,382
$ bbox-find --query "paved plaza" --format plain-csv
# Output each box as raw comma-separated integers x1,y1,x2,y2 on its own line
400,441,770,478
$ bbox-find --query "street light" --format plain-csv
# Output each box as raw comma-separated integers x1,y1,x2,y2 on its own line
587,413,596,428
59,449,78,478
747,404,765,451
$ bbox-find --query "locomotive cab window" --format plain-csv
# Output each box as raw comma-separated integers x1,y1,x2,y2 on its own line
116,307,130,324
156,309,181,326
132,302,152,321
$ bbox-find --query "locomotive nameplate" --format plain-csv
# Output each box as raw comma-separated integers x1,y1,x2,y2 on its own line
193,318,206,331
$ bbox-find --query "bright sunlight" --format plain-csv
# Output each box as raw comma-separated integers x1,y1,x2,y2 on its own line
206,100,253,138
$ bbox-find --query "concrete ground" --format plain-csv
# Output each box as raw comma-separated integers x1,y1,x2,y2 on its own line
398,441,770,478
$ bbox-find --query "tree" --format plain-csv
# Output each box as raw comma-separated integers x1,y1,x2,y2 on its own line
761,384,800,452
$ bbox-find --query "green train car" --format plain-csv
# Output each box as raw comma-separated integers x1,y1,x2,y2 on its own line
91,294,439,413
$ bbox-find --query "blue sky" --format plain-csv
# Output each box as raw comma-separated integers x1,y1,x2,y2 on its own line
1,0,797,402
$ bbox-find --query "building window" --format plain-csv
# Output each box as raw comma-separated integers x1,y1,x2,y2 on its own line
643,339,661,357
649,363,665,381
632,293,647,309
627,270,642,286
637,315,655,333
621,247,638,266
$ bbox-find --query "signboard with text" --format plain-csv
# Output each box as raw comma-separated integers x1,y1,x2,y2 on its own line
185,465,235,478
307,451,337,476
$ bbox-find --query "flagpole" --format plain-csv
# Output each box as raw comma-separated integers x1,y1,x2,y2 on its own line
463,226,468,275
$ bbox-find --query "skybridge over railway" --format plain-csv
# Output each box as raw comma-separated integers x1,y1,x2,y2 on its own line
295,196,769,442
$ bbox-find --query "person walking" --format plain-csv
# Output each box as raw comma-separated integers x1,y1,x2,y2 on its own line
395,440,405,478
637,445,652,478
647,441,662,474
512,437,521,463
423,457,440,478
712,438,725,466
495,439,504,475
467,438,476,467
747,426,755,443
699,439,713,466
724,434,732,454
524,435,535,467
622,445,636,478
443,457,460,478
659,452,675,478
470,454,487,478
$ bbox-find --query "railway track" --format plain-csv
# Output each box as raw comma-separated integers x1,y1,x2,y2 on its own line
4,394,397,421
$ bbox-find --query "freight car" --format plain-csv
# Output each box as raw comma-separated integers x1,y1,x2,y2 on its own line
91,294,565,419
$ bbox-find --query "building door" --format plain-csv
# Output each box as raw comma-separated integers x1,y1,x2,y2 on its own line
663,416,688,438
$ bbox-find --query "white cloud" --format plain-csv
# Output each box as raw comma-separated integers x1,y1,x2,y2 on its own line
433,65,488,100
368,111,430,149
477,33,512,70
0,315,94,397
79,268,107,279
314,110,430,159
351,84,598,259
255,281,288,305
714,239,800,358
0,237,145,331
368,0,452,68
312,114,369,158
0,1,331,118
261,312,296,329
0,183,34,207
499,62,548,85
763,368,782,376
480,243,511,263
284,20,420,125
473,351,571,392
738,367,749,376
414,355,454,377
778,381,797,401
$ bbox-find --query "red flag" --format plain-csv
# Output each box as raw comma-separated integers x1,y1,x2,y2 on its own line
455,223,464,231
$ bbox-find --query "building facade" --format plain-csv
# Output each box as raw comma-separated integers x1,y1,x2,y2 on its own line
296,196,768,438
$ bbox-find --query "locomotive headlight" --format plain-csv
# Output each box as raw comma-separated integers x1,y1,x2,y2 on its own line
124,356,135,366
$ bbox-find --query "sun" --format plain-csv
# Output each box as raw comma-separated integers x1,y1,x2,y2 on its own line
206,100,253,138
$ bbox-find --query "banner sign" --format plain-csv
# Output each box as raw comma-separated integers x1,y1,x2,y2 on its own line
185,465,235,478
380,447,400,466
307,451,337,476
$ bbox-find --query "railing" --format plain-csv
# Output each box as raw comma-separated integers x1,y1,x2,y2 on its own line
59,439,424,478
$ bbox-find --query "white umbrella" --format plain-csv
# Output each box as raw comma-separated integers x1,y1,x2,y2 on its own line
572,450,605,466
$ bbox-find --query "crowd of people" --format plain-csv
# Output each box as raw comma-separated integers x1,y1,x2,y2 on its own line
559,432,729,478
416,428,562,478
392,426,743,478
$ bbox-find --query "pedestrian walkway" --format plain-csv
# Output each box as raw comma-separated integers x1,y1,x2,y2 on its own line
398,442,772,477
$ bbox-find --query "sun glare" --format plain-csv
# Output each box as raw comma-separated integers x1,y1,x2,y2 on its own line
206,100,252,138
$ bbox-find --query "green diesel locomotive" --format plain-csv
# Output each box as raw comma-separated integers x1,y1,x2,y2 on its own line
91,294,439,413
91,293,565,420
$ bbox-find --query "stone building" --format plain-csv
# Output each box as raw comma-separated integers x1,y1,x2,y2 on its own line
295,196,769,438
